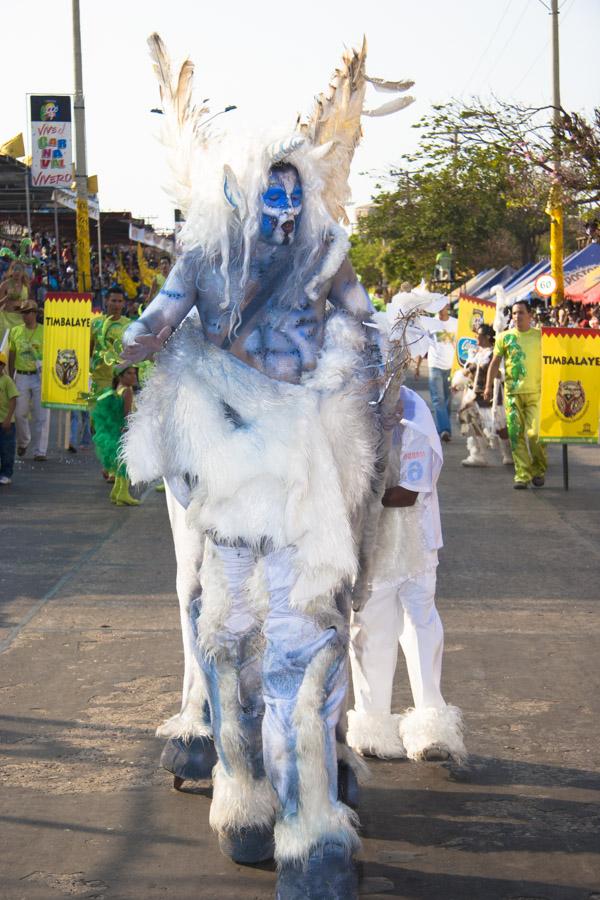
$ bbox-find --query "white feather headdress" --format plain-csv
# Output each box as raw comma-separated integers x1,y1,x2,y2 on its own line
147,34,414,315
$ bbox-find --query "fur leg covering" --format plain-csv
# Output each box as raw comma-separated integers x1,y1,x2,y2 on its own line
259,547,359,865
158,484,210,740
268,642,360,865
346,711,406,759
399,705,467,763
156,712,212,740
210,761,278,833
194,545,278,834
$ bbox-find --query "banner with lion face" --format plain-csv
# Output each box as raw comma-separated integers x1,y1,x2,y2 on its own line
41,294,93,409
539,326,600,444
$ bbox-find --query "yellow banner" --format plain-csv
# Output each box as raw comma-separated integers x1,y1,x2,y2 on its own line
452,294,497,373
41,296,93,409
539,326,600,444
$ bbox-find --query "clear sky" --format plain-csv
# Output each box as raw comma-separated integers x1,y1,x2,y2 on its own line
3,0,599,230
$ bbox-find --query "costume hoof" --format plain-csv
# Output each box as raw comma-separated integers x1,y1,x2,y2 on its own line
218,825,275,865
276,843,358,899
173,775,185,791
160,735,217,781
337,760,359,810
421,745,450,762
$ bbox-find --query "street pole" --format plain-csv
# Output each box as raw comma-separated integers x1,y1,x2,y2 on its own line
53,195,61,273
548,0,564,308
72,0,91,293
24,166,32,238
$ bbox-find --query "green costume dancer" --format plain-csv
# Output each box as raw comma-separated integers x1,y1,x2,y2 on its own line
92,366,140,506
485,301,547,488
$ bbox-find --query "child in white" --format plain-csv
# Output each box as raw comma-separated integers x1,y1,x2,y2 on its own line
347,386,466,762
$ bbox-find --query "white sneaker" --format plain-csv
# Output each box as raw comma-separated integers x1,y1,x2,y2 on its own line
0,475,11,485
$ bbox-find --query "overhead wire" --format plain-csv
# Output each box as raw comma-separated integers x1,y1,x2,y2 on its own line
482,0,532,85
511,0,576,95
459,0,516,96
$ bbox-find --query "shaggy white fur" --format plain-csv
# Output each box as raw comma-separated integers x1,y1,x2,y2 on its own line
123,313,376,614
304,224,350,301
346,711,406,759
155,713,212,741
399,704,467,764
274,644,360,864
210,761,278,833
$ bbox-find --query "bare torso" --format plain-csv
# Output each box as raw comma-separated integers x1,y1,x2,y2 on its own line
124,239,373,385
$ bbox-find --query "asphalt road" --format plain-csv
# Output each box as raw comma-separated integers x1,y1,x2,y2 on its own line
1,385,599,900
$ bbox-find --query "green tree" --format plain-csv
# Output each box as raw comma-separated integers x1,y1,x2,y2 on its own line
350,100,587,290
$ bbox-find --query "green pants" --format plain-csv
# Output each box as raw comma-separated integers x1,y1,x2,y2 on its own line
505,392,547,484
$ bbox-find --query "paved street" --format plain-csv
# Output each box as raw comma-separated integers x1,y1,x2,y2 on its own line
1,387,599,900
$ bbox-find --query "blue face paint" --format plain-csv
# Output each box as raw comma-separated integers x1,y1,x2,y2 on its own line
260,165,303,246
261,213,277,241
263,186,291,209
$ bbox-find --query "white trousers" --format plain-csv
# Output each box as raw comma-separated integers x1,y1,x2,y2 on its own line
14,372,50,456
350,568,445,714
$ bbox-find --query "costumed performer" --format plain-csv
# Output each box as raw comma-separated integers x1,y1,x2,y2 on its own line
347,294,466,763
452,323,513,467
92,364,140,506
484,300,547,489
121,34,414,899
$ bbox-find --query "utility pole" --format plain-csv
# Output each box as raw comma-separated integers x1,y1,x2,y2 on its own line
548,0,564,307
72,0,91,292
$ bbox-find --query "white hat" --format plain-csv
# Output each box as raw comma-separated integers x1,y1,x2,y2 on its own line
387,288,448,320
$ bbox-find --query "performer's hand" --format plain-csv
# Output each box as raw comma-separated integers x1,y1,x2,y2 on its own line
483,385,492,402
121,325,172,362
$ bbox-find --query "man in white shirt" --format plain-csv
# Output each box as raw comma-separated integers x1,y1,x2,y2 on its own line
347,386,466,762
416,304,458,442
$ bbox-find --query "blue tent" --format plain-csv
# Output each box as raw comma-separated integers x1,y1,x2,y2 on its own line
471,265,514,297
563,242,600,272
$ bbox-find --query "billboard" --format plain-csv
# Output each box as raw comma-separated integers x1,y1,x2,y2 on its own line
30,95,73,188
452,294,496,373
41,294,93,410
539,326,600,444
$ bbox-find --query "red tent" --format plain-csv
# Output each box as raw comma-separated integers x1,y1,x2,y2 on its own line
580,282,600,306
565,264,600,303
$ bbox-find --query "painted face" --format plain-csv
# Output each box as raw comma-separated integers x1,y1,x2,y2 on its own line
260,165,302,246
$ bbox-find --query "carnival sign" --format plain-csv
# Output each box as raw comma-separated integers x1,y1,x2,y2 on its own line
539,326,600,444
30,95,73,188
452,294,496,373
41,294,93,410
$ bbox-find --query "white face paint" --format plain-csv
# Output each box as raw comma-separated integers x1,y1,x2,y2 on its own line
260,165,303,246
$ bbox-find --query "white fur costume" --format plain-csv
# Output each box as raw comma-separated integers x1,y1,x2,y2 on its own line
125,313,378,862
348,387,466,762
124,37,416,895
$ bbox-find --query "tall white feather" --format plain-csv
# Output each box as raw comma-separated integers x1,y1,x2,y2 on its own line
299,38,415,225
147,33,211,217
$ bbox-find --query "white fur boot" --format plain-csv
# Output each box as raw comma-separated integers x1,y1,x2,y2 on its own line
461,436,488,467
346,710,406,759
399,705,467,763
